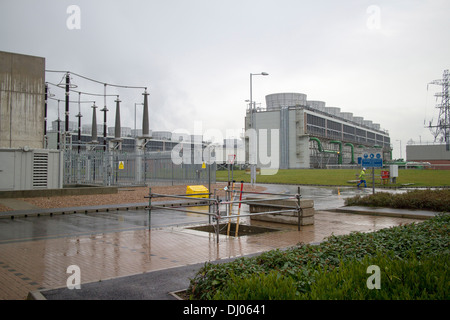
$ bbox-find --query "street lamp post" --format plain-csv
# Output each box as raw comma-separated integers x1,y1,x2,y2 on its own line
396,139,402,159
249,72,269,186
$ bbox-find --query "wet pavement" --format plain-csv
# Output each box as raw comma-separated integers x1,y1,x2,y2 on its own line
0,208,209,244
0,184,438,300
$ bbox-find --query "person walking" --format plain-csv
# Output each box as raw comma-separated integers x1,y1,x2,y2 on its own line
357,167,367,188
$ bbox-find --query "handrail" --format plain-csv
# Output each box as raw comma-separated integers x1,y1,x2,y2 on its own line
146,184,303,243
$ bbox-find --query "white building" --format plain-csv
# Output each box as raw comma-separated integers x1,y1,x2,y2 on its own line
245,92,391,169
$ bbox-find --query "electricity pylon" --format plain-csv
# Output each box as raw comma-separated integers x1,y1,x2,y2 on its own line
427,69,450,150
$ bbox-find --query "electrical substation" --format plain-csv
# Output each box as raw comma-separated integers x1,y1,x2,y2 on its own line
0,51,214,191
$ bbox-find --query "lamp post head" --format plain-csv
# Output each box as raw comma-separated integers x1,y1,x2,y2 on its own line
251,72,269,77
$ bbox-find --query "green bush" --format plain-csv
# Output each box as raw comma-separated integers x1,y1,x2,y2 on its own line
212,253,450,300
213,271,299,300
298,253,450,300
345,189,450,212
188,214,450,300
187,257,267,300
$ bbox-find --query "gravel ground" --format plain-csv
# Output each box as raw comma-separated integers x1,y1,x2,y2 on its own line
0,183,266,212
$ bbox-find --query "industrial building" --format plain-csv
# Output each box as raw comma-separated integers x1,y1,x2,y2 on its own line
245,92,392,169
406,144,450,168
0,51,64,191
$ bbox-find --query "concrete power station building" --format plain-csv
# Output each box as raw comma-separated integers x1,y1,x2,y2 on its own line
245,92,391,169
0,51,63,191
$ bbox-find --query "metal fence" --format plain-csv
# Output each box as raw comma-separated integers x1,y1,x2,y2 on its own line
147,185,302,243
63,150,216,187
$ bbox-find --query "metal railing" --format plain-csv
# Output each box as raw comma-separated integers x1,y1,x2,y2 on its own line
145,184,303,243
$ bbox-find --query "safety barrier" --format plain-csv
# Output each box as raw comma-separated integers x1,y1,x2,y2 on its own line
145,183,303,243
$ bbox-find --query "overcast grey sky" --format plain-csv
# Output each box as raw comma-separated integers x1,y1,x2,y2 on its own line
1,0,449,159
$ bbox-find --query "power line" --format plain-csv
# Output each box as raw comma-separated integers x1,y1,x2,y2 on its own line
48,96,95,104
45,69,148,90
46,81,117,98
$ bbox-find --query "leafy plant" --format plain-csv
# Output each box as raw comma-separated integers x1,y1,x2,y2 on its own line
211,252,450,300
213,271,299,300
298,252,450,300
187,214,450,300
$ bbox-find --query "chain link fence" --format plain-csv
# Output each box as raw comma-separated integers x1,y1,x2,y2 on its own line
63,150,216,187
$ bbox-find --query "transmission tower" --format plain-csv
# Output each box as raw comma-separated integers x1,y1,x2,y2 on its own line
427,69,450,150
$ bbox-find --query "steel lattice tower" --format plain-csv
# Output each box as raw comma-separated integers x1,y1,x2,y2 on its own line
428,69,450,150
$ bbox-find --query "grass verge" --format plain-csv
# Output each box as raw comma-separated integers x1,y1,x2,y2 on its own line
217,169,450,187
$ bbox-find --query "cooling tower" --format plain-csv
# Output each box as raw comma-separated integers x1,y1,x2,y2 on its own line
265,92,307,110
325,107,341,117
306,100,326,112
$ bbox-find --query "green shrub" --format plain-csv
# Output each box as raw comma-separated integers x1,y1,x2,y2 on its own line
213,271,299,300
188,257,267,300
212,253,450,300
298,252,450,300
188,214,450,300
345,189,450,212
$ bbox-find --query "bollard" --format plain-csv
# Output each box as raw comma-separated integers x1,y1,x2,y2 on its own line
148,187,152,230
235,181,244,237
215,195,220,244
227,180,236,236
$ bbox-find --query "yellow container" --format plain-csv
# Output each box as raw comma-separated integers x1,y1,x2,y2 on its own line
186,185,209,198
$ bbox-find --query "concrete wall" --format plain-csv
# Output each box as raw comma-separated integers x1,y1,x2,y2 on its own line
247,197,315,226
0,51,45,149
0,185,118,199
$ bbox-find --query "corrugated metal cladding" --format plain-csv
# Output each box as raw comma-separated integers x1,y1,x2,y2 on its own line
0,51,45,149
